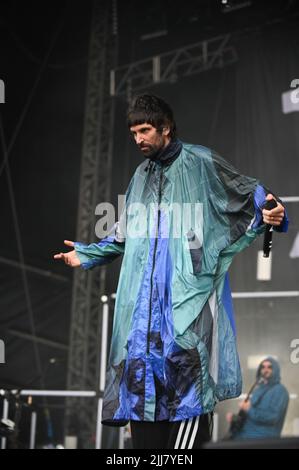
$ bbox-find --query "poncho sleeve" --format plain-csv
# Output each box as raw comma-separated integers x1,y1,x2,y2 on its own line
207,149,288,273
74,177,133,270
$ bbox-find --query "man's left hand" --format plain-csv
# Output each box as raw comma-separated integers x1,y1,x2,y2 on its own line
239,400,251,413
262,194,285,226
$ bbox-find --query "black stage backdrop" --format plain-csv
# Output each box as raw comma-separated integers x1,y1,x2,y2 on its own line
0,0,298,447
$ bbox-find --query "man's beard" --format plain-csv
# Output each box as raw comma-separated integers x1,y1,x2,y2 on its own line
261,373,271,383
139,144,159,158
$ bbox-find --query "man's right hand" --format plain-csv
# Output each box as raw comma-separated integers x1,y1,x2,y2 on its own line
54,241,81,268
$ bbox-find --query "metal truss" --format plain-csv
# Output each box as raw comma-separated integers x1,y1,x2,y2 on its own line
111,34,237,97
65,0,117,448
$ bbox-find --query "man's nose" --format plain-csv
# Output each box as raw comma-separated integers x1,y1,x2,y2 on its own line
136,134,144,145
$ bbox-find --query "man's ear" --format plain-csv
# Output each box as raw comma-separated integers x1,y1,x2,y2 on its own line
162,126,170,137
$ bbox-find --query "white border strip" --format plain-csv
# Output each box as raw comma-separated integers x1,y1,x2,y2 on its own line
0,390,98,398
1,399,9,450
232,291,299,299
280,197,299,203
238,393,298,400
110,292,299,300
100,303,109,392
29,411,37,450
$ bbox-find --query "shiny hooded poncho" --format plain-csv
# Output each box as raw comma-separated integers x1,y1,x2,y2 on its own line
74,141,288,426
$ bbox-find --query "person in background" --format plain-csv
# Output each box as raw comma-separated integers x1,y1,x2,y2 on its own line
227,357,289,440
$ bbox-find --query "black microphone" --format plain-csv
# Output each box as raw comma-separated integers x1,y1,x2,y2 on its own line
262,198,278,258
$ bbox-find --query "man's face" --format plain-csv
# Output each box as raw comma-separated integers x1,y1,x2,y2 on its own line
260,361,273,382
130,123,170,158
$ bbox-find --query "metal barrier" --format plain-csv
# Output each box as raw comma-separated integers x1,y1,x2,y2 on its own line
0,390,98,449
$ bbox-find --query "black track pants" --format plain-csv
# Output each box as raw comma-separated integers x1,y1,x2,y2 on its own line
130,413,213,450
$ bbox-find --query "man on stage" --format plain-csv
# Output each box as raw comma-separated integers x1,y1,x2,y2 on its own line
54,94,287,449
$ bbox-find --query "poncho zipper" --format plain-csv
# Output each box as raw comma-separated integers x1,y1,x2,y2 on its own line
147,166,163,355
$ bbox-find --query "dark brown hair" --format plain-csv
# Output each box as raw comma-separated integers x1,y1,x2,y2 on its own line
127,94,177,139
